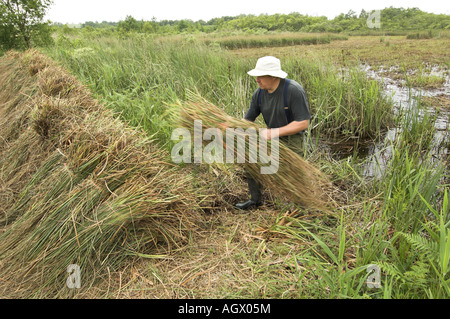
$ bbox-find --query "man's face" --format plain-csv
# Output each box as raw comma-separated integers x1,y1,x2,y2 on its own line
255,76,278,91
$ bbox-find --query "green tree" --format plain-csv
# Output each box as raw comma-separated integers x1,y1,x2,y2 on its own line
177,19,191,32
0,0,53,50
117,15,141,32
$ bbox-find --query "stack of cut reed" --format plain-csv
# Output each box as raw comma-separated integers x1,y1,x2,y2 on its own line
0,50,202,297
172,92,333,212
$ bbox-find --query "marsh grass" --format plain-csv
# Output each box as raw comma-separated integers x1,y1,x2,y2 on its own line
45,36,256,146
45,34,394,148
41,34,447,298
1,32,448,299
201,33,348,49
404,71,446,89
289,55,394,140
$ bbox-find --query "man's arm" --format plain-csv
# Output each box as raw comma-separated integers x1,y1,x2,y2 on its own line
261,120,309,140
244,90,261,122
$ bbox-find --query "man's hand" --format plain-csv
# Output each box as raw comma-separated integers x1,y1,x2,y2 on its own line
260,128,279,140
260,120,308,140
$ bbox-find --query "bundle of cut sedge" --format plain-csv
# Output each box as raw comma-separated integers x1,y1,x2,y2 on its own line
0,50,202,298
172,91,333,212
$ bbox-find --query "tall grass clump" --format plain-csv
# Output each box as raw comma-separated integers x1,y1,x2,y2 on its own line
380,139,444,233
377,95,445,233
363,96,449,298
286,55,394,140
375,188,449,298
0,50,204,298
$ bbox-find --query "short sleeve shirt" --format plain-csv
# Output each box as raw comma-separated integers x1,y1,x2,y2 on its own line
244,78,311,130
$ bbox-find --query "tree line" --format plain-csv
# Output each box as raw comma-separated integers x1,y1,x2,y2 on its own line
83,7,449,34
1,1,450,53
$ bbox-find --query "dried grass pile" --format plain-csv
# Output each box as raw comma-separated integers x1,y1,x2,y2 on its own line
171,92,334,212
0,50,203,297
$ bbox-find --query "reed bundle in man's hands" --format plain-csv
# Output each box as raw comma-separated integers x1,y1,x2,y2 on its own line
172,92,332,211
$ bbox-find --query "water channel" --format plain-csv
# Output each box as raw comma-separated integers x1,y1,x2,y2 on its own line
321,63,449,178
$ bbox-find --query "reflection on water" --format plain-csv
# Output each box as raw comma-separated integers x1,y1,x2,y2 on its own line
321,64,449,178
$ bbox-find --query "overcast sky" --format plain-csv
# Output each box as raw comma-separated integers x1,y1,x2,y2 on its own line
45,0,450,24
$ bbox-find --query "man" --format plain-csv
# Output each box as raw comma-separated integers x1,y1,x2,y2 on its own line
235,56,311,210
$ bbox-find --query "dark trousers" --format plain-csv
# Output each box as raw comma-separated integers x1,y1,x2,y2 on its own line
245,170,263,203
244,133,305,203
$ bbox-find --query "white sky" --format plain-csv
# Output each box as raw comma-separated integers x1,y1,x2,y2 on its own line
45,0,450,24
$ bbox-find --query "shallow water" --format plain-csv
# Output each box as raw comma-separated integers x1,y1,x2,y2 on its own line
360,64,449,177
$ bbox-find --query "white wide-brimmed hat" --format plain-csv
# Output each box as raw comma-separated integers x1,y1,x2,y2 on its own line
247,56,288,78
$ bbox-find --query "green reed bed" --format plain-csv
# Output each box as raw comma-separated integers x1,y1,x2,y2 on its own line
45,34,393,148
285,55,394,140
201,33,348,49
45,36,256,145
375,145,448,298
358,98,447,298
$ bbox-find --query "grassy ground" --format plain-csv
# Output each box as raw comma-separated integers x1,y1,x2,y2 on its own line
0,34,449,299
232,35,449,68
